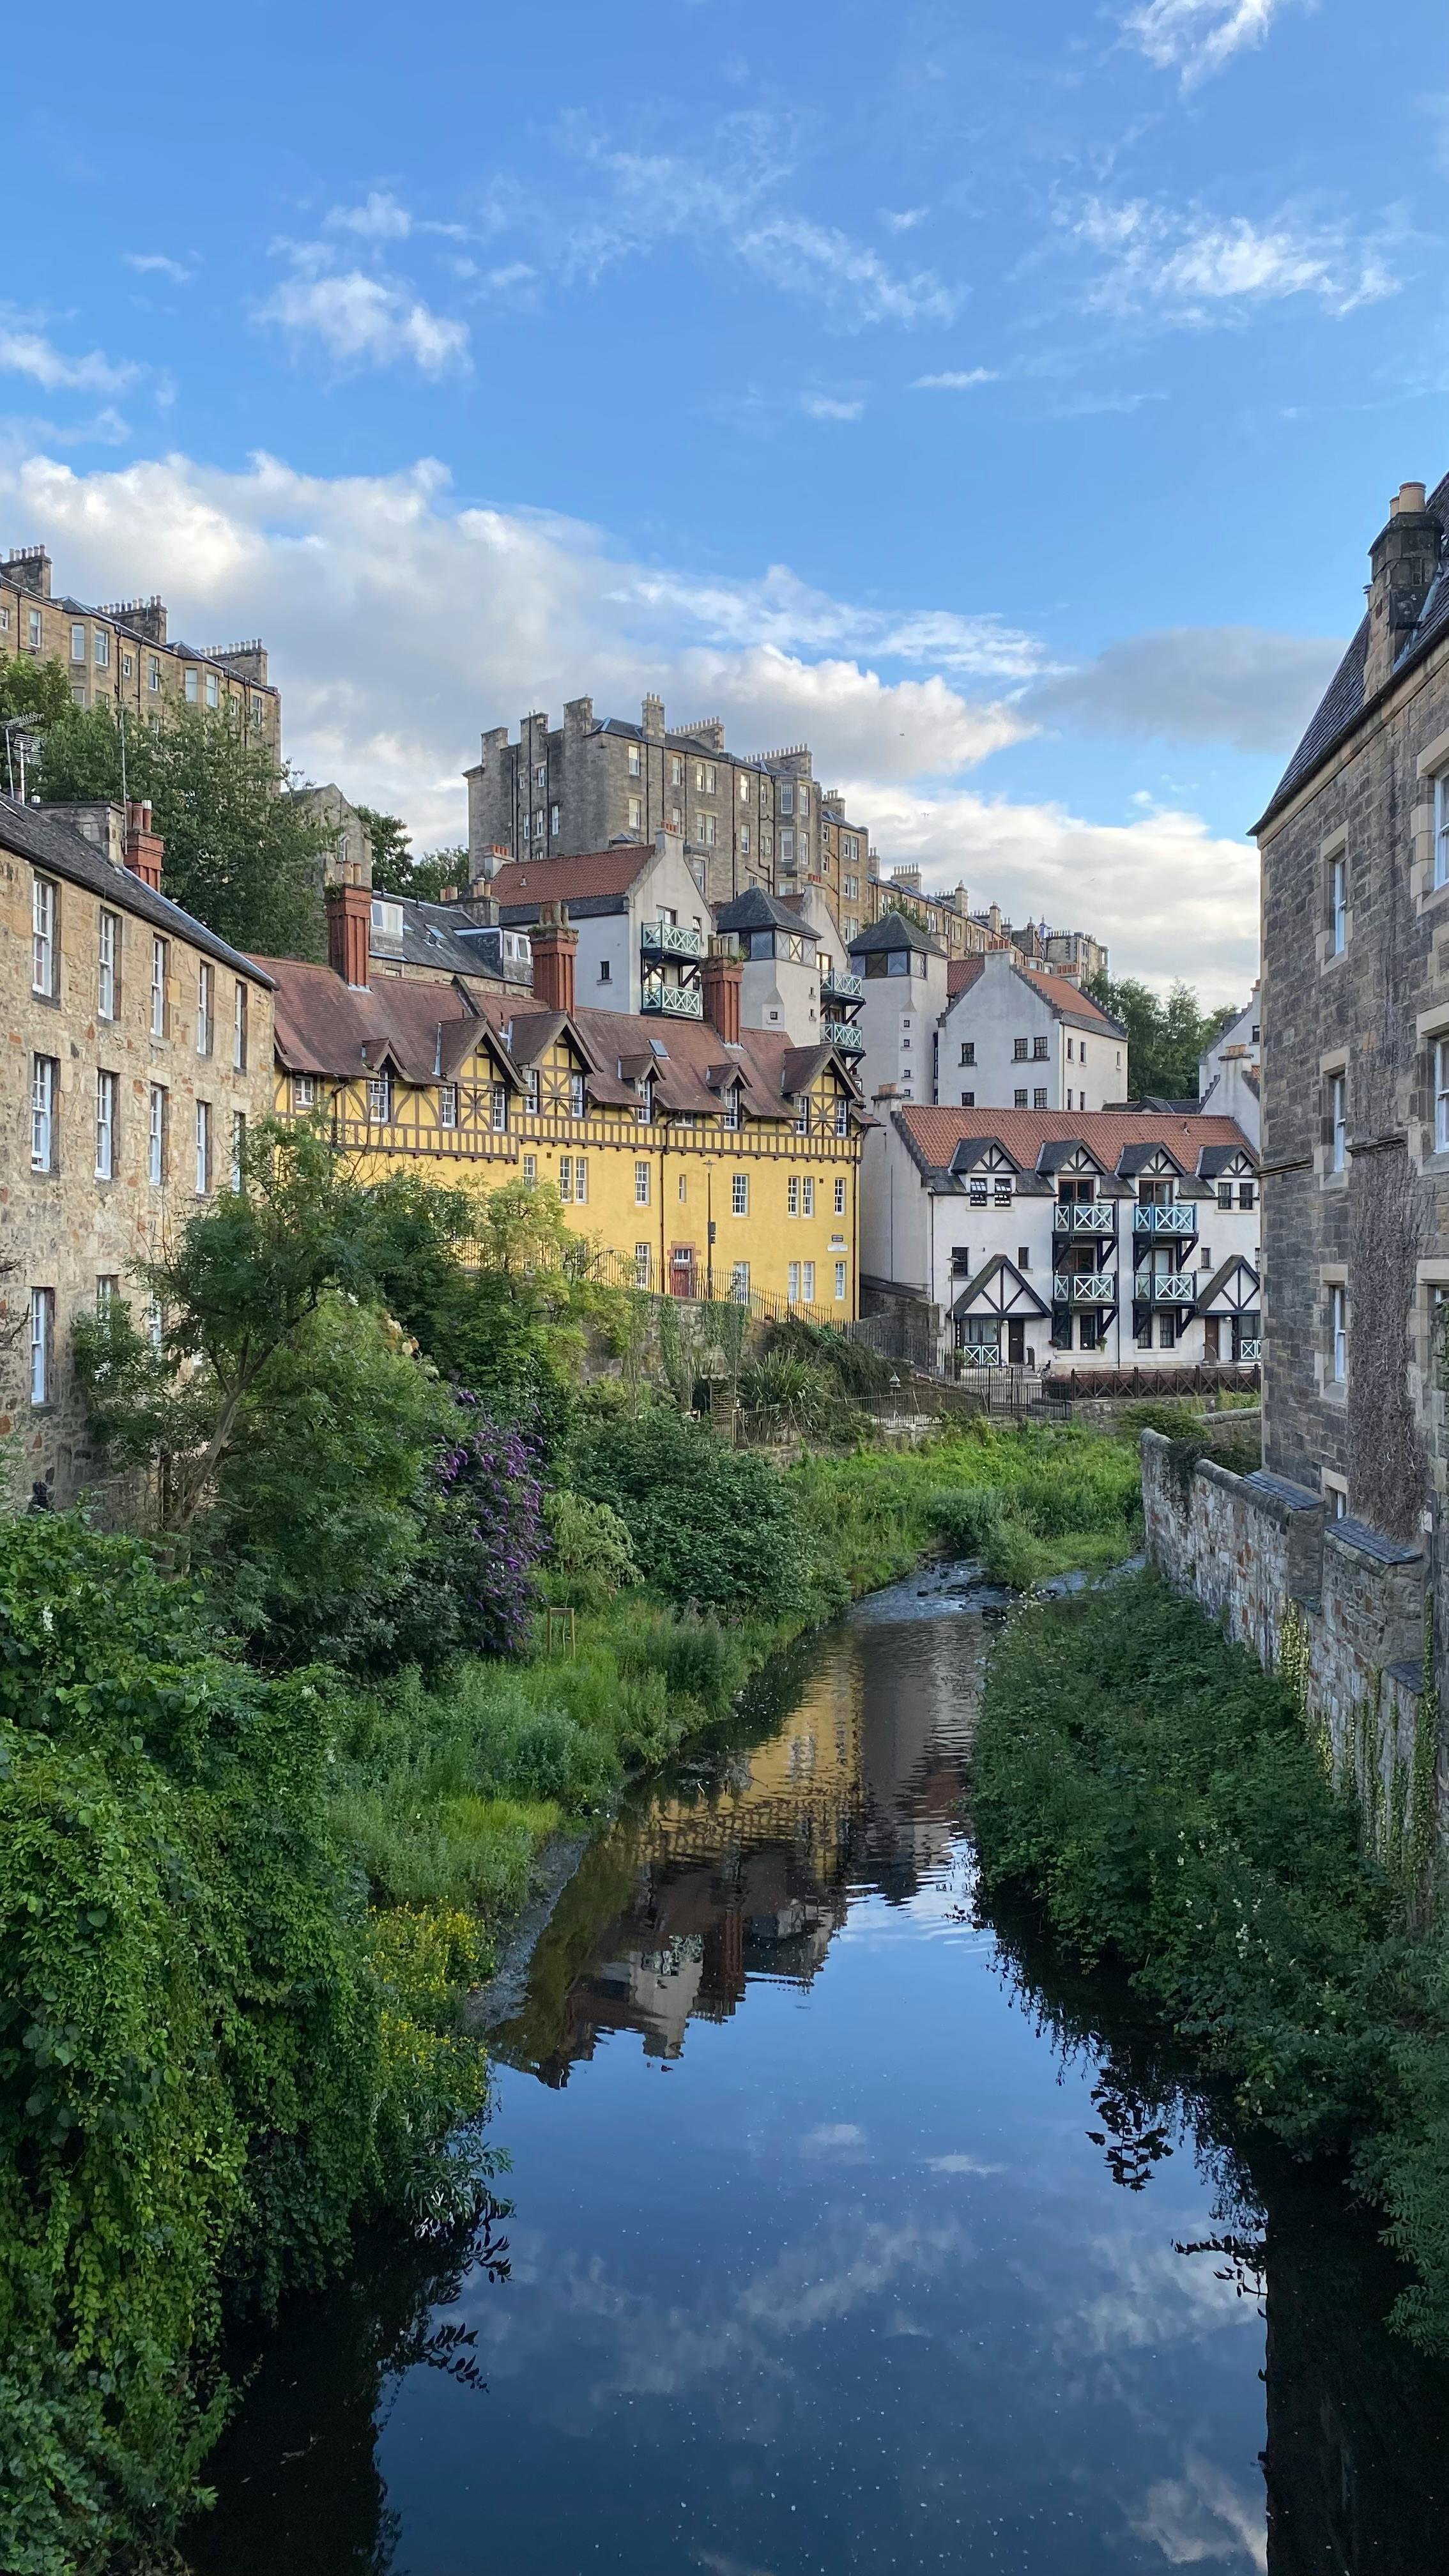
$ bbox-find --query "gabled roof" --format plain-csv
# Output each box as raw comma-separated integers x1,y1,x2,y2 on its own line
716,887,820,938
10,801,273,985
846,909,946,960
949,1256,1051,1322
260,958,514,1082
945,951,1125,1035
1198,1140,1257,1179
1259,466,1449,827
894,1105,1256,1188
1195,1255,1261,1315
949,1137,1020,1176
487,847,657,918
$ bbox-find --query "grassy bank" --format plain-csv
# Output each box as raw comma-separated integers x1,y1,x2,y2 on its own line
971,1572,1449,2350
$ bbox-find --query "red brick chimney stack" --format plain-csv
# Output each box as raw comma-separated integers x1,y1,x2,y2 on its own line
531,902,577,1015
701,937,743,1045
326,880,371,990
123,799,164,891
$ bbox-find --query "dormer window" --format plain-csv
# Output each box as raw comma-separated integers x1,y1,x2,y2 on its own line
371,900,404,939
569,1071,586,1119
722,1089,741,1130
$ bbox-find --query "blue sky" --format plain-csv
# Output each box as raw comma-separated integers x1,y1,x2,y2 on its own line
4,0,1443,995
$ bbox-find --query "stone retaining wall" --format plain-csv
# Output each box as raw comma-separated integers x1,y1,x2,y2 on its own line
1141,1430,1437,1846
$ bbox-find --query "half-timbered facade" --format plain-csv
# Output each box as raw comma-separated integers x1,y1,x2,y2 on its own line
860,1106,1260,1376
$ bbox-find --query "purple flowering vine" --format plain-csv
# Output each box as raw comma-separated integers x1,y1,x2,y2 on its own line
429,1391,546,1657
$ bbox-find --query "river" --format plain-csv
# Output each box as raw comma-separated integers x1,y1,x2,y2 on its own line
185,1571,1449,2575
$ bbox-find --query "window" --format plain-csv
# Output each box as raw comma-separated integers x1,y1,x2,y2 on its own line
121,650,133,678
787,1176,801,1217
1217,1181,1232,1210
730,1260,750,1301
148,655,161,694
439,1083,459,1130
696,813,717,847
845,874,859,901
31,877,56,997
148,1085,165,1183
1013,1037,1028,1060
1331,1283,1347,1383
739,774,751,804
95,1071,116,1179
1239,1181,1256,1210
192,1101,211,1195
559,1154,575,1202
779,829,794,864
231,1112,246,1190
960,1041,976,1066
29,1289,54,1407
723,1090,740,1130
740,825,751,858
627,742,641,777
31,1055,57,1171
205,670,218,709
961,1090,976,1107
779,781,793,815
1032,1036,1048,1060
597,958,611,984
670,757,683,788
96,1275,118,1311
233,982,248,1072
185,668,199,703
627,797,643,831
1157,1312,1177,1349
801,1261,815,1303
1016,1245,1031,1269
834,1099,849,1137
969,1178,987,1207
795,1100,809,1135
570,1071,586,1119
802,1177,815,1217
834,1176,847,1216
550,803,560,834
994,1180,1013,1208
834,1259,847,1301
293,1075,316,1112
1066,1038,1074,1061
523,1154,537,1183
70,622,86,662
151,938,168,1036
1330,852,1347,954
636,1242,655,1287
678,1170,688,1202
1014,1088,1028,1108
634,1160,651,1206
788,1260,801,1303
533,763,546,790
732,1172,749,1216
490,1082,508,1132
98,910,118,1018
197,963,214,1056
1330,1071,1346,1174
367,1075,392,1123
27,606,42,649
1033,1088,1048,1109
1436,1039,1449,1152
574,1156,588,1204
523,1069,539,1114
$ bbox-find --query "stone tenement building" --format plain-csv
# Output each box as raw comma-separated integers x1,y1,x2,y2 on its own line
465,698,874,924
1,797,275,1504
1142,470,1449,1857
0,544,280,754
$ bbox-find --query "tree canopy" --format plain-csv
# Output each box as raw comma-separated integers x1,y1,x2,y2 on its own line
1086,972,1236,1103
34,700,328,958
356,805,468,906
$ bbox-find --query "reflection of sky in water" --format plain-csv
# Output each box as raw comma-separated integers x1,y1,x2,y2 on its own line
368,1582,1269,2576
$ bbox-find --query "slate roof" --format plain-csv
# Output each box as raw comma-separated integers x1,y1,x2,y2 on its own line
6,799,273,984
371,896,519,983
487,848,656,919
260,958,509,1082
1260,466,1449,827
716,887,820,937
896,1105,1256,1188
846,910,946,960
944,952,1124,1034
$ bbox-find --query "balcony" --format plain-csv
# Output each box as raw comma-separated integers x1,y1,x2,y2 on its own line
1052,1202,1116,1236
822,966,864,1003
1132,1269,1199,1307
1238,1337,1262,1363
1133,1202,1197,1237
641,983,703,1020
1051,1271,1117,1306
822,1016,865,1055
640,919,703,959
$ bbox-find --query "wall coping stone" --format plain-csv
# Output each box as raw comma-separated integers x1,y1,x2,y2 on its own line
1387,1657,1426,1693
1324,1517,1424,1570
1241,1469,1326,1514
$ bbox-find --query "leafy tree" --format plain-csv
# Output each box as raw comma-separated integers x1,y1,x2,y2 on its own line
571,1405,809,1611
0,653,72,730
74,1121,380,1533
1085,972,1236,1102
357,804,468,905
35,700,328,958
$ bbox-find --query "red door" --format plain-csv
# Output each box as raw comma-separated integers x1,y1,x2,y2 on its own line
669,1245,697,1299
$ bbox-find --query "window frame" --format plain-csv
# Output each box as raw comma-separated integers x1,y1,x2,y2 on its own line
194,1099,212,1197
1331,1282,1347,1384
31,876,57,999
150,937,169,1038
30,1054,57,1173
148,1084,166,1184
95,1069,117,1181
97,908,119,1020
29,1287,55,1408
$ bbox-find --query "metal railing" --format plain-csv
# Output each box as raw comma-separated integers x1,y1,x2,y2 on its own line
821,967,864,1002
640,919,703,958
1051,1271,1117,1305
1133,1203,1197,1236
1238,1337,1261,1363
1132,1271,1199,1307
1052,1203,1116,1236
821,1017,865,1054
640,983,703,1020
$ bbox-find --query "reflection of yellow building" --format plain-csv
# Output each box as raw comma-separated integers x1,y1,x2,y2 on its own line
259,890,865,1317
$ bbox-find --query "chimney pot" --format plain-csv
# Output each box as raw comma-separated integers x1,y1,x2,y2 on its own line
326,880,371,989
530,900,578,1015
123,798,164,891
1393,481,1428,518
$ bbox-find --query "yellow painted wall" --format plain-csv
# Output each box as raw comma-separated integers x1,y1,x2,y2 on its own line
276,1025,862,1317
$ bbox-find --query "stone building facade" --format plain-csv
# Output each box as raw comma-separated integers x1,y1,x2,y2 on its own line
0,545,280,755
0,798,275,1504
464,697,873,926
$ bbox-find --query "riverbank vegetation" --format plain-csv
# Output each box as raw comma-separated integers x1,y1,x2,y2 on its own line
6,1133,1155,2568
972,1572,1449,2352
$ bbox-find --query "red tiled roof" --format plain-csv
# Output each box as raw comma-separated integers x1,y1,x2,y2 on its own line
897,1104,1254,1171
945,953,1121,1028
487,848,654,908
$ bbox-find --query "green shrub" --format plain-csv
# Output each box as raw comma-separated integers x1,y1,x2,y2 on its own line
542,1489,640,1607
572,1406,809,1611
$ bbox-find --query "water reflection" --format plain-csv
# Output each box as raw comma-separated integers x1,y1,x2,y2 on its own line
185,1581,1449,2576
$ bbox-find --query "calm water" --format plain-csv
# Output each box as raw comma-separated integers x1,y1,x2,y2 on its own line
187,1574,1449,2575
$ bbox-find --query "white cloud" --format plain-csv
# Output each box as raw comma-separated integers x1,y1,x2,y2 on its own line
0,406,131,452
880,207,929,232
1070,196,1397,321
256,270,470,376
0,445,1257,991
123,252,195,284
912,368,998,390
800,393,865,420
924,2153,1003,2175
325,190,413,240
1029,625,1342,751
0,324,137,395
1130,2452,1267,2566
1124,0,1300,88
801,2122,864,2152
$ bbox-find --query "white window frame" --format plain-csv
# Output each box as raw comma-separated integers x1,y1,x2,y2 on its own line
802,1177,815,1218
788,1260,801,1303
834,1260,847,1301
558,1154,574,1204
194,1100,212,1196
440,1083,459,1130
205,670,218,709
293,1074,316,1112
787,1176,800,1217
636,1242,654,1287
490,1082,508,1133
722,1091,740,1130
148,1085,165,1184
184,667,199,703
98,909,118,1019
151,938,167,1038
634,1160,651,1207
231,1111,246,1190
32,877,56,997
1330,1071,1347,1174
29,1288,54,1407
70,622,86,663
574,1154,588,1204
197,962,214,1057
570,1071,586,1119
1437,1039,1449,1153
233,981,248,1073
1331,1282,1347,1384
95,1070,116,1180
732,1172,749,1216
367,1074,392,1124
834,1177,847,1216
802,1260,815,1303
31,1054,57,1172
1436,775,1449,891
1330,853,1347,955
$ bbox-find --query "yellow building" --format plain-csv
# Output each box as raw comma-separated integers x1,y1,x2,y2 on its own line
261,891,866,1316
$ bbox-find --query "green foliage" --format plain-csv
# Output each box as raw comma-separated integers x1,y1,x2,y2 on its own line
0,654,73,733
35,700,328,958
0,1515,488,2566
1084,970,1234,1101
971,1570,1449,2351
356,807,466,905
543,1489,640,1607
572,1406,809,1612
